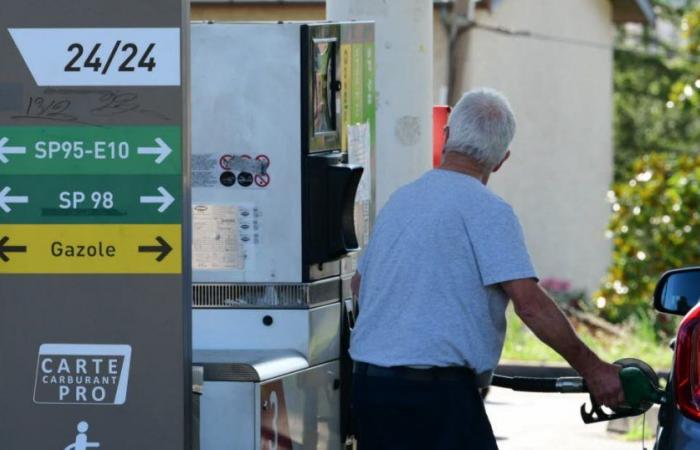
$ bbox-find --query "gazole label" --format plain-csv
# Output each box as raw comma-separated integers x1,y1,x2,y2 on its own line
0,224,181,274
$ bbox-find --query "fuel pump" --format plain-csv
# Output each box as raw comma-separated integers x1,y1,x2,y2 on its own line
189,21,375,450
492,358,666,424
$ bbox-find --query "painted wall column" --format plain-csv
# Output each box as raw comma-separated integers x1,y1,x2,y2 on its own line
327,0,434,211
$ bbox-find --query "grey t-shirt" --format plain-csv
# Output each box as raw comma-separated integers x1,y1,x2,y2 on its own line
350,169,537,376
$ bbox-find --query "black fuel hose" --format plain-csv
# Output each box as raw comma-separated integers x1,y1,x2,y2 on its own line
491,374,587,393
492,375,558,392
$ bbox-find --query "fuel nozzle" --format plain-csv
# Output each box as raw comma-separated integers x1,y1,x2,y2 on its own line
491,357,666,424
580,358,666,424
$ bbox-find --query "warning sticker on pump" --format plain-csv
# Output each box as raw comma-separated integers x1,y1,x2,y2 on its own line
192,153,271,189
192,204,245,270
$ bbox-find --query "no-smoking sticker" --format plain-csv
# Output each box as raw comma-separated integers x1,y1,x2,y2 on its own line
217,153,271,188
254,173,270,187
256,154,270,171
254,154,271,187
219,154,234,170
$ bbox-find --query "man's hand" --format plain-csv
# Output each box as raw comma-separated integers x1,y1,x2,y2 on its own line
581,361,625,408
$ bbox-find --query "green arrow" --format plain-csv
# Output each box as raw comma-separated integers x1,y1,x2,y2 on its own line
137,138,172,164
0,137,27,164
0,186,29,213
140,186,175,213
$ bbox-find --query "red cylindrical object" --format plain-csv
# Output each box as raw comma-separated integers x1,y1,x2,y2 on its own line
433,105,451,168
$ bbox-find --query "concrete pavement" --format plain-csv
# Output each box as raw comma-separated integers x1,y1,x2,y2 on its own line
486,387,650,450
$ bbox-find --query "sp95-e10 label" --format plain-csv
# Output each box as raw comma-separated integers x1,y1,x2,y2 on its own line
0,126,181,175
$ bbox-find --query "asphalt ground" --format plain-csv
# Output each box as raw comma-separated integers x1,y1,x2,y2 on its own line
485,387,649,450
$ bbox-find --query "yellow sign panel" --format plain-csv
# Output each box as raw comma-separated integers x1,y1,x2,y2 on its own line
0,224,181,274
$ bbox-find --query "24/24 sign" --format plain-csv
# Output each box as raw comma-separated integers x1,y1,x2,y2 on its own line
9,28,180,86
65,42,157,74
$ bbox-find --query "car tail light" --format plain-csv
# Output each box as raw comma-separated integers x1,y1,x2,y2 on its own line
674,305,700,421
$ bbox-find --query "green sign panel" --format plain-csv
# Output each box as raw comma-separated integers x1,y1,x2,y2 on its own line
0,126,181,174
0,174,181,223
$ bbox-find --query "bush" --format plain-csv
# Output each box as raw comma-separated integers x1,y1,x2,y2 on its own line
595,152,700,324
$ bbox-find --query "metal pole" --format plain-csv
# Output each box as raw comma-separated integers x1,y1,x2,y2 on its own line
442,0,476,105
327,0,434,211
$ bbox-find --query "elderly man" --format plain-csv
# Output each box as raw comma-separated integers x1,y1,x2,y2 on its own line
350,88,624,450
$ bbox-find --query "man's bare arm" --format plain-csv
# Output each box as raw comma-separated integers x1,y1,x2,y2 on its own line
501,278,624,407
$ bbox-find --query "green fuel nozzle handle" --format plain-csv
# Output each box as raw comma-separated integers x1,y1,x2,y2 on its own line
619,366,666,409
580,359,665,423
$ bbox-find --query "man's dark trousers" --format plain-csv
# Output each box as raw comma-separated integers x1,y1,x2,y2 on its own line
352,362,498,450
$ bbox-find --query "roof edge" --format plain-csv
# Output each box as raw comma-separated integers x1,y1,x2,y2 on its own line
612,0,656,25
190,0,451,3
633,0,655,24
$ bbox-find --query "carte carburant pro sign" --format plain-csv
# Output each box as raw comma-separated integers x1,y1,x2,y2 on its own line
34,344,132,405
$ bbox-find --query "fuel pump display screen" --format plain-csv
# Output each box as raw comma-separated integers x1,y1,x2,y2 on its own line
312,38,337,134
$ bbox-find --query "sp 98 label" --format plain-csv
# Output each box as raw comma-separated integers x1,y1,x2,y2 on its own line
59,191,114,210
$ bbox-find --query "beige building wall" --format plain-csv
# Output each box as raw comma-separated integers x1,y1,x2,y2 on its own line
435,0,615,292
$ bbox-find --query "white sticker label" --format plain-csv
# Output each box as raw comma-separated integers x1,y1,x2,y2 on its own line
9,28,181,86
348,122,371,202
33,344,132,405
192,204,245,270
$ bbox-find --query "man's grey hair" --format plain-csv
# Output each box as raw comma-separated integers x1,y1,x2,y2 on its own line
444,88,516,170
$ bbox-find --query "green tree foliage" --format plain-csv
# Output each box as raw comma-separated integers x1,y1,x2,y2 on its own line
596,153,700,323
614,50,693,181
614,1,700,182
600,1,700,323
